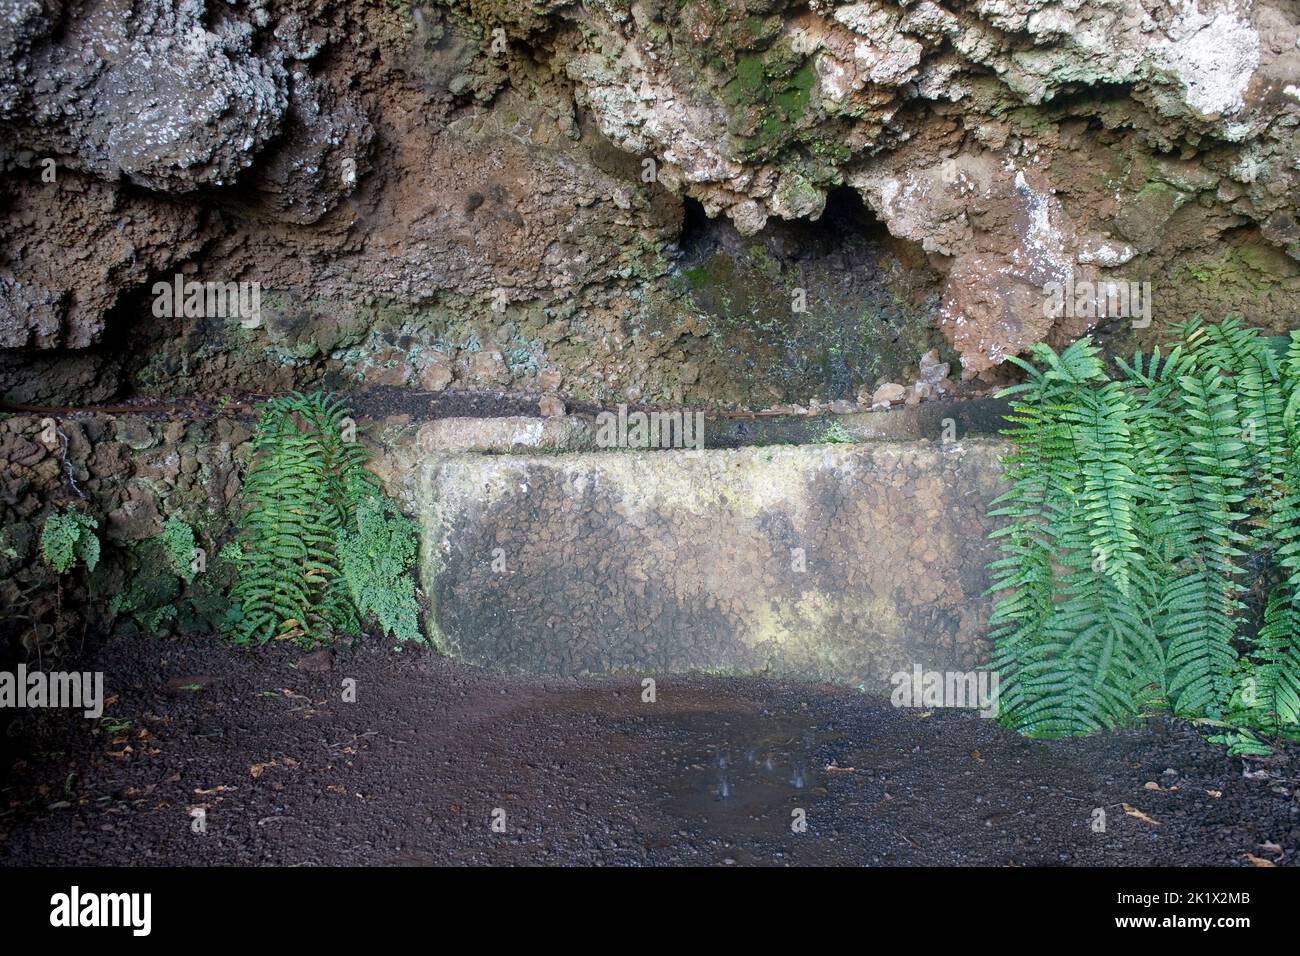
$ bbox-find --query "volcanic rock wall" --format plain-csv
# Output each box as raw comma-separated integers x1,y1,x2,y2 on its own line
1,0,1297,405
0,410,251,657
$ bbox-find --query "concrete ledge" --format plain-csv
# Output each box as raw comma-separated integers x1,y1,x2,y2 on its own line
418,439,1009,690
376,396,1010,457
409,415,593,454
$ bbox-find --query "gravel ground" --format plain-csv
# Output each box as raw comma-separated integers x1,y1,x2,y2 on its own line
1,634,1296,867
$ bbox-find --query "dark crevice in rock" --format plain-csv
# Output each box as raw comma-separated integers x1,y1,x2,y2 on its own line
671,189,948,403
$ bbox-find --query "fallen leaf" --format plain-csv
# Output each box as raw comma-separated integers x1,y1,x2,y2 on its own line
1258,841,1284,857
971,751,984,763
1205,789,1222,799
1122,803,1161,826
823,761,855,773
164,676,217,695
249,760,278,779
1245,853,1276,867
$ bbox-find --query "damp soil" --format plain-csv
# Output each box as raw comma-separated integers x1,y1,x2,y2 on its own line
1,634,1295,867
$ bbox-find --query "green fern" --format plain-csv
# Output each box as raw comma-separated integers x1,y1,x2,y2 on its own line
989,339,1162,735
1181,317,1287,513
227,392,421,647
1240,330,1300,742
1157,368,1247,717
40,509,100,575
986,344,1081,727
338,496,421,644
990,322,1300,749
161,515,199,585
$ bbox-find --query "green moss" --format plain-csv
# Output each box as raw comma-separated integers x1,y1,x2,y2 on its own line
740,14,773,44
1135,180,1175,202
774,63,815,119
725,54,767,106
1004,104,1066,137
809,139,852,164
1183,245,1291,294
772,170,824,218
107,516,237,637
683,264,714,289
815,420,854,444
723,52,817,157
754,113,784,145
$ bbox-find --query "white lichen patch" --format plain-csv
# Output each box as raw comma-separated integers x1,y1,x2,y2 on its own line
1077,241,1136,267
1155,0,1260,117
1011,168,1071,281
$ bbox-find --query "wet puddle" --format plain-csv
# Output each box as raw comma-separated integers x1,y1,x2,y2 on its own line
662,713,838,846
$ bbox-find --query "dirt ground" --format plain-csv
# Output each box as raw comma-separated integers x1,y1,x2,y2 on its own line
0,634,1296,867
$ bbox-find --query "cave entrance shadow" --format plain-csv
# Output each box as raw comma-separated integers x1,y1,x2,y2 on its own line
672,186,943,405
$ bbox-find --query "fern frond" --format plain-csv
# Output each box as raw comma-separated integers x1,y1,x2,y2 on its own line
227,391,421,648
